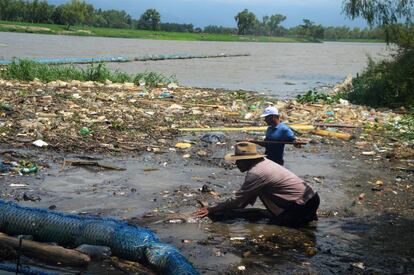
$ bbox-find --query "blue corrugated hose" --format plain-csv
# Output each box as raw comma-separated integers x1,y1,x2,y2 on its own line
0,200,198,275
0,263,58,275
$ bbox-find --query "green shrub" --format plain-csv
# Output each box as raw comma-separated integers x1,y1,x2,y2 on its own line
133,71,177,87
296,90,347,104
348,51,414,109
80,63,130,82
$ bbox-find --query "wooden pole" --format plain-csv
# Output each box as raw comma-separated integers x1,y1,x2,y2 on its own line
0,232,91,266
237,140,309,145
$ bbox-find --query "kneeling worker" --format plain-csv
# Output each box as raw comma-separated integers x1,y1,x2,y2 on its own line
194,142,319,227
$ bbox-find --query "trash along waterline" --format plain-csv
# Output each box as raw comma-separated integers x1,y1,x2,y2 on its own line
0,76,413,273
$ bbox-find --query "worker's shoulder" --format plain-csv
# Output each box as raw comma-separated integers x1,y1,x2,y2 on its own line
249,158,277,174
278,122,290,129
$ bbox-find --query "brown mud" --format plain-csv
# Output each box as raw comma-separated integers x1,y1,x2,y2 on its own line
0,79,413,274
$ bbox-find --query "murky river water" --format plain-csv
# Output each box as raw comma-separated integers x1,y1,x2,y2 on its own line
0,32,389,98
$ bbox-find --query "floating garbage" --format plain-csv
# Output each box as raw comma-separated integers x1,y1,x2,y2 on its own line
160,91,173,98
79,127,91,136
200,132,227,143
32,139,48,147
20,166,38,174
175,142,192,149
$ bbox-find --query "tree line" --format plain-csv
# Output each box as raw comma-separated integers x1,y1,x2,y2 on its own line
0,0,384,40
0,0,194,32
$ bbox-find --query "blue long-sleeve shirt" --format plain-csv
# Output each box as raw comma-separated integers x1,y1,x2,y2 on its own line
264,122,295,164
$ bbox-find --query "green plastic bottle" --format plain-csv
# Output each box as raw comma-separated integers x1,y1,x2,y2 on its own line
80,127,90,135
20,166,38,174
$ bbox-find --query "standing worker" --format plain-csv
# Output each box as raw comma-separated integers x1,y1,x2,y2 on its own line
194,142,319,227
252,106,296,166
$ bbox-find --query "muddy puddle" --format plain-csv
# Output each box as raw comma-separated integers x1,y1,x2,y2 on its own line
0,133,413,274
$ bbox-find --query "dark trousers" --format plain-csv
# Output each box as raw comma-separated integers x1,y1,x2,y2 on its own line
273,193,320,227
274,159,284,166
209,193,320,227
267,156,284,166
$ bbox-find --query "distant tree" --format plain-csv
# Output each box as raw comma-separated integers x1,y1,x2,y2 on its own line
0,0,26,21
268,14,286,36
59,0,94,30
51,5,64,24
60,4,81,29
298,19,324,40
137,8,161,30
311,24,325,39
97,9,132,28
235,9,258,35
25,0,53,23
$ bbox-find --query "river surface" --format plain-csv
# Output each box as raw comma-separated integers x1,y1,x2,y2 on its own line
0,32,389,98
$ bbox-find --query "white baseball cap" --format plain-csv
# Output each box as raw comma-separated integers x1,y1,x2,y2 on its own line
260,106,279,117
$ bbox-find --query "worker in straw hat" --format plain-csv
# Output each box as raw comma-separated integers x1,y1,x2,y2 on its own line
252,106,297,166
194,142,319,227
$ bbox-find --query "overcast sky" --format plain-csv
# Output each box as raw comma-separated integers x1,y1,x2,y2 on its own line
49,0,367,28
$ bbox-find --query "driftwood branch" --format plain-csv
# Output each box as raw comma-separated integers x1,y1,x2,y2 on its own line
61,160,126,171
110,256,156,275
0,232,90,266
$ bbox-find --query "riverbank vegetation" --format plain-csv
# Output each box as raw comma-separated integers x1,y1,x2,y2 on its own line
343,0,414,110
0,20,307,43
0,0,384,42
0,60,176,87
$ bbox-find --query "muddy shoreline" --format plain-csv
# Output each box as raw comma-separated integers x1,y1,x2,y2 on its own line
0,79,413,274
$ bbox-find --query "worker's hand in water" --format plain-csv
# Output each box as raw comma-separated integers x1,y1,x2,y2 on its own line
193,207,209,218
293,139,303,148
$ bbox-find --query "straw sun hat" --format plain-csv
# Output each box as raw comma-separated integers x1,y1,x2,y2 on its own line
224,142,266,161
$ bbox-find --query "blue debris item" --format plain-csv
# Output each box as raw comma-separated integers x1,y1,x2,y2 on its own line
0,263,57,275
0,200,198,275
0,162,10,173
159,91,173,98
200,132,227,144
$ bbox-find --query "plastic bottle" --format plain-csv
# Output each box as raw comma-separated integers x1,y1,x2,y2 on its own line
160,92,172,98
80,127,90,135
20,166,38,174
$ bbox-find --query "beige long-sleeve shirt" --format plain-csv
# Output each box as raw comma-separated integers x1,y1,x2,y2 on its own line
208,158,316,216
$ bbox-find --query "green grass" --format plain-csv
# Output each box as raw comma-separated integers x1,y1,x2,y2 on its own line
0,20,311,43
0,59,176,87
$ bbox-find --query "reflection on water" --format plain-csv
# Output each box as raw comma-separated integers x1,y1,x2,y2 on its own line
0,32,389,98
